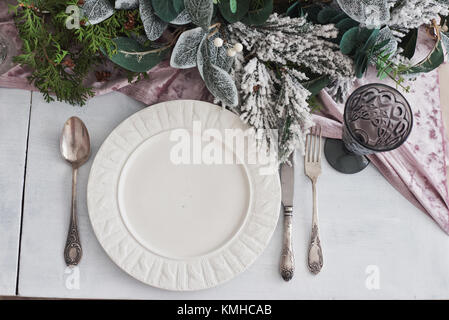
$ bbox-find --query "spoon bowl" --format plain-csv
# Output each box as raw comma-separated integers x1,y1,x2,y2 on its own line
60,117,91,168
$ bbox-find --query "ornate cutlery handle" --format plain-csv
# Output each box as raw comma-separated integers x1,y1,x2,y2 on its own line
308,182,322,274
280,206,294,281
64,168,82,266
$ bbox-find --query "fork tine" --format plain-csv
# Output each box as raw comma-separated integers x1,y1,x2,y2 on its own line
308,127,312,163
312,126,316,162
313,126,318,162
315,126,319,162
306,129,310,162
317,125,321,162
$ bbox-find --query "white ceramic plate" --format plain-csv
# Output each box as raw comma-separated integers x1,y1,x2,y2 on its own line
87,100,280,291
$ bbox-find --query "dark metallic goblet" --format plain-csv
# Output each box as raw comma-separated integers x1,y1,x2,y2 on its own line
0,31,16,77
324,83,413,174
0,34,7,66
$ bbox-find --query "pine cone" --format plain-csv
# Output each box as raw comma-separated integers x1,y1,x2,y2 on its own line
124,13,135,30
62,57,75,68
95,71,111,82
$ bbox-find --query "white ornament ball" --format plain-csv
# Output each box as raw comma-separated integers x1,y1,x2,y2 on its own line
233,43,243,53
226,48,236,57
213,37,224,47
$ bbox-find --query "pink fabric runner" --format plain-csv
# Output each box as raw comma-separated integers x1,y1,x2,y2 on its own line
1,3,449,234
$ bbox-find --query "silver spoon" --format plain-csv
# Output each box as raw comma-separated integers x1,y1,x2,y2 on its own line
60,116,91,266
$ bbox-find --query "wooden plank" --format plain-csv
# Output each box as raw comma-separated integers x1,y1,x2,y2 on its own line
0,88,31,296
18,92,449,299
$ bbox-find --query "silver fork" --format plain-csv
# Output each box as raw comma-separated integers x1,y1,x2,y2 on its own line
304,125,323,274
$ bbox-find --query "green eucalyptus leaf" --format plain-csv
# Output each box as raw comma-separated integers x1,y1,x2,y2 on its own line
317,7,341,24
404,40,445,75
170,9,192,24
82,0,114,25
115,0,139,9
335,18,359,42
355,28,380,70
340,26,359,55
203,62,238,107
242,0,273,26
185,0,214,30
301,5,322,23
197,31,234,76
335,17,359,33
197,31,237,105
230,0,237,13
360,28,380,52
197,33,218,78
302,76,331,96
140,0,167,41
218,0,250,23
354,51,368,78
359,28,376,43
103,37,168,72
330,12,348,24
215,46,234,72
400,28,418,59
286,1,299,17
173,0,185,13
373,27,397,57
152,0,178,22
286,1,322,21
170,27,204,68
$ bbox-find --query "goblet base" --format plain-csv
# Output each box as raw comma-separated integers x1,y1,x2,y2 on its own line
324,138,370,174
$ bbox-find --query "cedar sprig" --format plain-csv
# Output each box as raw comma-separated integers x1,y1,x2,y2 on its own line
11,0,145,105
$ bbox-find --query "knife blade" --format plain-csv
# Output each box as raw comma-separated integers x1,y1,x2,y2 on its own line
280,156,294,208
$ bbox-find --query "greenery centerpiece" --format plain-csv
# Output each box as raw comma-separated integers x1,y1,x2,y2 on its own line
9,0,449,160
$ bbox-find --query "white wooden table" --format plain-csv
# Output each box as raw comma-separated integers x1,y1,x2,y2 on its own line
1,87,449,299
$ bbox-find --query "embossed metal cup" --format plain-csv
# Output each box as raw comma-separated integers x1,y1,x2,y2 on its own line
0,35,7,66
0,30,17,77
0,33,8,65
325,83,413,174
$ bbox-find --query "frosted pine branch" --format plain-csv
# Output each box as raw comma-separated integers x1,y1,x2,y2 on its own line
228,13,355,80
233,57,314,161
336,0,448,29
388,0,449,29
276,68,314,161
236,57,277,132
325,77,356,103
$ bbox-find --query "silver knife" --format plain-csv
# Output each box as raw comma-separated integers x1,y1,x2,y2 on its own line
279,154,294,281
